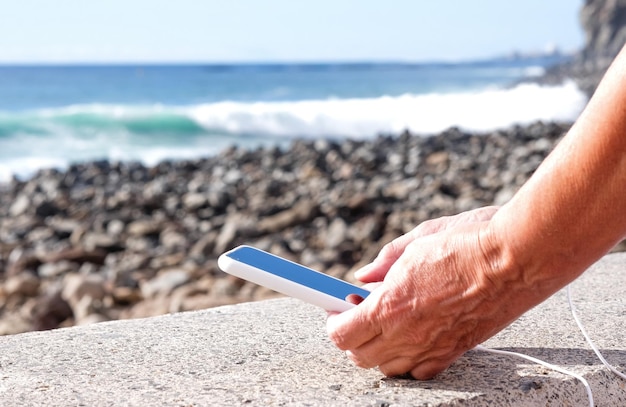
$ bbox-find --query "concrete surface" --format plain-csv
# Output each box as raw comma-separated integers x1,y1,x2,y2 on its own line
0,253,625,406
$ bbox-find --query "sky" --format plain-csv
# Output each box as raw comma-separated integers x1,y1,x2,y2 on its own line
0,0,584,64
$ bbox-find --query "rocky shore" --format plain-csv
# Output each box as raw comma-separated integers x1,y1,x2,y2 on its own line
1,121,623,335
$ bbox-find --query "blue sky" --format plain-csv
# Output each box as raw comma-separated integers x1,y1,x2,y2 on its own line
0,0,584,63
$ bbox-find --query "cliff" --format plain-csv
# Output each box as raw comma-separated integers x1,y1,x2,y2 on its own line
544,0,626,96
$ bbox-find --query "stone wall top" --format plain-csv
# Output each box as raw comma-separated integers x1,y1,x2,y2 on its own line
0,252,625,406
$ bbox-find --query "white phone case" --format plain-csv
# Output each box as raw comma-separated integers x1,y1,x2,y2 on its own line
218,245,370,312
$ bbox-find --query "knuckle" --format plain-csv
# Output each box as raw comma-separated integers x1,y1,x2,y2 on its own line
379,361,411,378
347,351,375,369
410,362,447,380
379,240,396,258
327,329,350,350
378,365,398,377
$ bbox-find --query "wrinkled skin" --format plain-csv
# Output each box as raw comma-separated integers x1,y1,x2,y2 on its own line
327,207,508,379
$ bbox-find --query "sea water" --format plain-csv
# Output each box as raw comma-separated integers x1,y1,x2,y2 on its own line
0,55,587,182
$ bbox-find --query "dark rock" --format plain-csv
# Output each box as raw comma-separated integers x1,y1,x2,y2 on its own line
3,273,40,298
41,247,108,266
31,290,73,331
257,200,320,234
127,219,162,237
140,269,190,298
35,200,62,218
7,250,42,276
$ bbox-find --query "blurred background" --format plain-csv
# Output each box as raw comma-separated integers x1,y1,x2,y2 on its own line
1,0,624,334
0,0,588,181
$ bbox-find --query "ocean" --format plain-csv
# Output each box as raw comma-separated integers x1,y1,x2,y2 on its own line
0,54,587,183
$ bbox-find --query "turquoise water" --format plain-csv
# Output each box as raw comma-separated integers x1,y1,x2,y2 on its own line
0,55,587,181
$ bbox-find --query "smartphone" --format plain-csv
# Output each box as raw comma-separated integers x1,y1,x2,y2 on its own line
218,245,370,312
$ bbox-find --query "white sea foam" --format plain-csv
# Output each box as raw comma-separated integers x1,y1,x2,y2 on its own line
188,80,586,137
8,80,586,138
0,81,588,181
0,157,68,183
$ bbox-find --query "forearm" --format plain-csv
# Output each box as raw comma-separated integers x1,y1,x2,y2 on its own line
327,47,626,380
488,46,626,299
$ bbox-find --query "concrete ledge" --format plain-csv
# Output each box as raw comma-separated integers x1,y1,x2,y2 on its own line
1,253,625,406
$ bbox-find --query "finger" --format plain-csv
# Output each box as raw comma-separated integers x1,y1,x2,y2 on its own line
326,302,381,351
345,293,365,305
352,261,381,282
378,356,450,380
360,282,383,292
377,356,418,378
353,258,392,283
354,233,417,282
355,213,466,283
409,359,453,380
345,350,377,369
347,337,407,371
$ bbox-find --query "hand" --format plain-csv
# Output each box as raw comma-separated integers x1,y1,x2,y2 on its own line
354,206,500,284
327,206,523,379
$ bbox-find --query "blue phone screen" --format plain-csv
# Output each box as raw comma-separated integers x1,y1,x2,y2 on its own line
225,246,370,301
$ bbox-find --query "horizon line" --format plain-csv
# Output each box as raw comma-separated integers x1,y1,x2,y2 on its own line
0,51,575,68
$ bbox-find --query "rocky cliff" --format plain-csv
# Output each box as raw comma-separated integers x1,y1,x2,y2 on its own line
545,0,626,96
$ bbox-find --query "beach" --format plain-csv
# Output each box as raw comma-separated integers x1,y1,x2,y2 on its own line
0,54,609,334
6,119,624,334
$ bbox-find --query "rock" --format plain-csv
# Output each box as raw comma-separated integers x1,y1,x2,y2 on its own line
72,295,105,323
212,276,246,297
31,290,73,331
182,192,207,210
0,120,588,337
127,219,162,237
140,269,190,299
0,313,32,335
48,217,82,238
9,194,31,217
76,313,108,326
168,278,213,313
189,232,217,259
82,232,124,252
41,247,108,266
257,200,320,234
324,218,348,249
120,296,171,319
35,200,62,218
160,228,188,250
62,273,107,306
111,286,143,305
580,0,626,68
25,226,55,244
4,273,40,298
149,252,186,270
106,219,126,237
539,0,626,96
37,260,79,278
6,249,42,276
214,214,257,254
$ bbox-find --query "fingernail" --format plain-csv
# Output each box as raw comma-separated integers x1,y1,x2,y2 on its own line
354,266,367,278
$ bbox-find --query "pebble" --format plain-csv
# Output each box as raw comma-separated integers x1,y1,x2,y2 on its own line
3,120,622,335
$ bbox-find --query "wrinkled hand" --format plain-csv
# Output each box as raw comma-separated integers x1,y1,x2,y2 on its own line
327,206,516,379
354,206,500,283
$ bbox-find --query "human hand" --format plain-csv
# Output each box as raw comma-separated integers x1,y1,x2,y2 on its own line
327,206,524,379
354,206,499,284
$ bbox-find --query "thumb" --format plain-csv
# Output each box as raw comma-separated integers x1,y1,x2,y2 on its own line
355,231,419,282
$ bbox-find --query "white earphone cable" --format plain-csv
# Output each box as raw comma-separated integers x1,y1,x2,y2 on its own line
566,284,626,380
474,344,594,407
475,283,626,407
